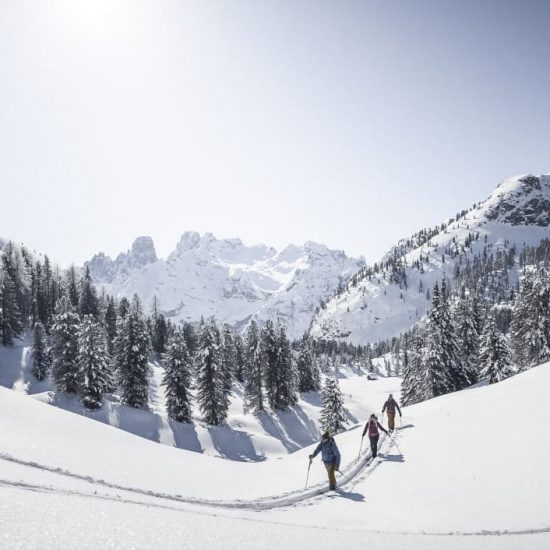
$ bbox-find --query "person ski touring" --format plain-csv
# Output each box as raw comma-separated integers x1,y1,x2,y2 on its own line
362,413,388,459
382,393,402,433
309,431,341,491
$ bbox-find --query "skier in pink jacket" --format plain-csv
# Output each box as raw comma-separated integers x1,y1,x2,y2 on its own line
362,414,388,459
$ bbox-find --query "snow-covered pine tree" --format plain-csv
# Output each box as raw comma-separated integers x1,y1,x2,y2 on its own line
297,335,319,393
152,313,168,355
243,320,264,413
114,294,150,409
51,296,80,393
439,279,462,390
195,317,229,425
33,261,48,328
401,330,424,406
221,323,236,396
66,265,80,308
511,268,550,370
77,315,112,409
103,295,117,355
78,265,99,318
162,327,193,422
419,282,455,400
453,297,480,386
181,322,197,356
480,311,514,384
319,376,347,434
42,255,54,328
233,332,245,383
262,320,279,409
274,323,297,409
1,272,23,345
31,321,50,380
117,296,130,319
1,242,32,327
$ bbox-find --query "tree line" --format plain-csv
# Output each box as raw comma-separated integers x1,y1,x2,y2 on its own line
0,241,352,431
391,239,550,405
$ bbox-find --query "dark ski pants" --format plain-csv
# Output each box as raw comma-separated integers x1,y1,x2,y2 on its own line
369,435,380,458
387,410,396,431
324,462,337,490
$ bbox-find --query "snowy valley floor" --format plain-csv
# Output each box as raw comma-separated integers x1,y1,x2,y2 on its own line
1,339,550,548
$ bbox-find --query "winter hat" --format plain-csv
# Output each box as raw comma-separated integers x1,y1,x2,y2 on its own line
322,431,330,439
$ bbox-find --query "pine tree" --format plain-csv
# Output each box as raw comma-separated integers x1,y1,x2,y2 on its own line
439,279,462,390
297,336,320,393
32,321,50,380
401,331,424,405
480,312,514,384
511,269,550,370
114,295,150,408
243,320,264,413
319,376,347,434
195,318,229,425
1,272,23,345
262,320,279,409
42,255,54,328
162,328,193,422
117,296,130,319
77,315,112,409
51,297,80,393
104,295,117,355
419,281,459,400
152,313,168,355
454,298,480,386
78,266,99,317
221,323,236,396
274,323,297,409
233,332,245,383
66,265,80,308
419,283,454,400
2,242,32,326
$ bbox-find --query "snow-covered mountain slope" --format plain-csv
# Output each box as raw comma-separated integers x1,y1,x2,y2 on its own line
1,359,549,549
310,173,550,344
0,333,396,461
87,232,364,338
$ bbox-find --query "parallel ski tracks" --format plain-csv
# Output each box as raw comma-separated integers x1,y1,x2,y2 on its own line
1,434,549,537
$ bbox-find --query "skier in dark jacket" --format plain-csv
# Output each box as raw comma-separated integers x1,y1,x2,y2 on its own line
309,431,341,491
362,414,388,459
382,394,402,433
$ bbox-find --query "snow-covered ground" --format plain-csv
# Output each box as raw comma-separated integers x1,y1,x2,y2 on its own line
1,335,549,548
0,335,394,461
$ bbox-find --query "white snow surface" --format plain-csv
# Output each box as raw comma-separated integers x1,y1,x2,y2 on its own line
87,232,364,338
310,173,550,344
1,339,549,548
0,334,392,461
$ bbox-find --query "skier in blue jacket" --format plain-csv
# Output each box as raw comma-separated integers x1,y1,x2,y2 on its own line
309,431,341,490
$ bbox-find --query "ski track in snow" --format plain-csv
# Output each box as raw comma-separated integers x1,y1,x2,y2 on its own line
0,433,390,512
1,435,548,538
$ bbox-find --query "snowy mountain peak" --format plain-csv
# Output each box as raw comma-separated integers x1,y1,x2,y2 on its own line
482,174,550,227
87,236,157,283
169,231,275,263
129,236,157,265
310,173,550,344
87,232,364,337
173,230,202,252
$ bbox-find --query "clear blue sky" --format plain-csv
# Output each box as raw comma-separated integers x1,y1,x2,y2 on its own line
1,0,549,266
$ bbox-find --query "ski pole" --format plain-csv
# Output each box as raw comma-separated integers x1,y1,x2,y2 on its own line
358,436,364,458
305,458,312,489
